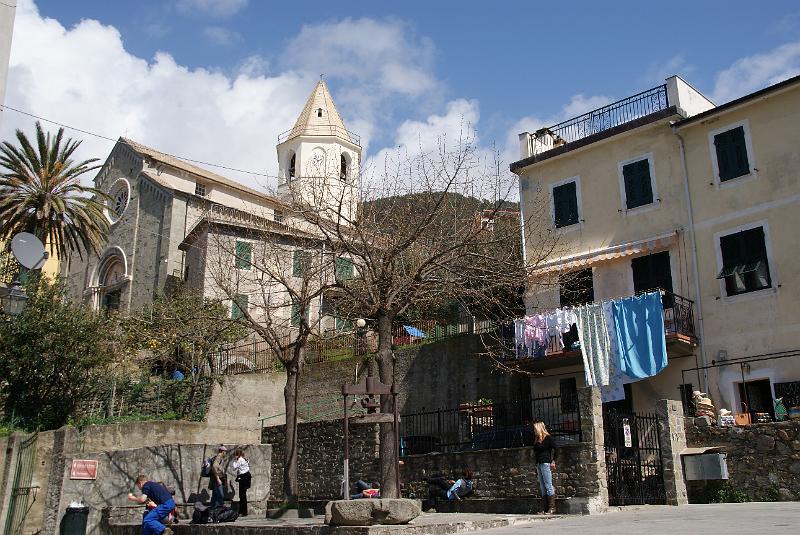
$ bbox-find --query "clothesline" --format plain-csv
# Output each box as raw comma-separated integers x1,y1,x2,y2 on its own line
514,292,669,403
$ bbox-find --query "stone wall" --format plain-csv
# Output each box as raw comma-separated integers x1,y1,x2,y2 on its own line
262,387,609,514
262,419,379,500
0,421,264,535
401,442,601,513
686,419,800,501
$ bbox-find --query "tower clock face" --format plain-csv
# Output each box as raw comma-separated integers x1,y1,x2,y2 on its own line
107,180,130,222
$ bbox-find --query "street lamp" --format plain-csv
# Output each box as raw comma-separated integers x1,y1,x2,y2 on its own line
0,277,28,317
354,318,368,356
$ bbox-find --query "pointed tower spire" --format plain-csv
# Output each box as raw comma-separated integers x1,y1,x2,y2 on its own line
286,80,356,144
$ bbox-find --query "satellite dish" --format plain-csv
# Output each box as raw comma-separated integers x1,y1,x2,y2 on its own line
10,233,48,270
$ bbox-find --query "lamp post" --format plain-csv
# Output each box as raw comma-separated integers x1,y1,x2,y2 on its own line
354,317,367,357
0,276,28,317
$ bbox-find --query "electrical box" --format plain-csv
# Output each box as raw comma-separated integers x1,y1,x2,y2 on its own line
683,453,729,480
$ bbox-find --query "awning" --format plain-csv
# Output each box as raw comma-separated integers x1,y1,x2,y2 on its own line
403,325,427,338
531,230,678,274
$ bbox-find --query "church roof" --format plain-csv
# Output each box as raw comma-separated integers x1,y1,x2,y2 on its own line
279,80,360,146
119,137,285,208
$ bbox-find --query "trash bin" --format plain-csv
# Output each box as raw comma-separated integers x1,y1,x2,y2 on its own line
61,506,89,535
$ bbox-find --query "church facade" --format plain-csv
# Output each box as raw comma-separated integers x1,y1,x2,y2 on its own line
63,80,361,330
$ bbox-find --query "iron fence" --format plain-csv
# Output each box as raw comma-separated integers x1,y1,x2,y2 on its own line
399,393,581,455
529,84,668,155
211,316,498,375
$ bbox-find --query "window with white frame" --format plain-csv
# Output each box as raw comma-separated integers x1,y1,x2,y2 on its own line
716,225,772,296
619,155,656,210
710,121,754,183
551,177,581,228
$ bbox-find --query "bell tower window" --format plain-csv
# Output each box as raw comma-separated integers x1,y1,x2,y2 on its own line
288,153,296,180
317,108,323,118
340,154,348,180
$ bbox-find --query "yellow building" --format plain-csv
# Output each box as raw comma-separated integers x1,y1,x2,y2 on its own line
511,74,800,417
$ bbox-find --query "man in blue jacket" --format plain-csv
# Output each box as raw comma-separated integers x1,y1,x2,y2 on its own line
127,475,175,535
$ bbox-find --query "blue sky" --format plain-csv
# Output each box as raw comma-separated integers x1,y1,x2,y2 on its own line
3,0,800,190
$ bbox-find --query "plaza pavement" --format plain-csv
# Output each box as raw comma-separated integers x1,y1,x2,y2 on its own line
476,502,800,535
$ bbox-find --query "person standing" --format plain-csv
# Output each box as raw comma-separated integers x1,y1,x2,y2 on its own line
209,445,228,508
127,475,175,535
231,448,252,516
532,421,558,514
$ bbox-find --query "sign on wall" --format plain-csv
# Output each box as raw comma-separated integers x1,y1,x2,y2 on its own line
622,419,633,448
70,460,98,480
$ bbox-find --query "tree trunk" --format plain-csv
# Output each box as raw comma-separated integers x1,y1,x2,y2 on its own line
375,314,399,498
282,345,304,508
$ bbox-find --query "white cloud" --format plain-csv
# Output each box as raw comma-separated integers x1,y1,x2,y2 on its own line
175,0,248,18
202,26,242,46
712,41,800,103
1,2,450,192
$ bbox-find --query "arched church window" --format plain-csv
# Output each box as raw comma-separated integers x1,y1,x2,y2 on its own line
98,254,125,311
340,154,348,180
289,153,296,180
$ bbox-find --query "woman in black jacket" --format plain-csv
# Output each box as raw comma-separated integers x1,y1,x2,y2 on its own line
532,421,558,514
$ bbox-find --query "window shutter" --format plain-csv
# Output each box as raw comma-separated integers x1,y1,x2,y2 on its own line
716,127,749,181
235,241,252,270
553,181,578,227
293,250,309,277
336,257,354,280
291,302,301,327
623,159,653,209
232,294,248,320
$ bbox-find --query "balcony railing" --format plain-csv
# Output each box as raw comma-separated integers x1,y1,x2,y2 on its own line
527,84,669,157
508,290,697,362
277,125,361,146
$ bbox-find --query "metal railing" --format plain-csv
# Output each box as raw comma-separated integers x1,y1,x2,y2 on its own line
509,289,697,361
278,125,362,145
528,84,668,156
210,316,498,375
399,393,582,455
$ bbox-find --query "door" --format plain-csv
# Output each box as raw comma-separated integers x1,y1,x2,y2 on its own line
632,251,673,295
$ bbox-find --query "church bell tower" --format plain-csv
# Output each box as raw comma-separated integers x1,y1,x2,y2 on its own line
276,80,361,222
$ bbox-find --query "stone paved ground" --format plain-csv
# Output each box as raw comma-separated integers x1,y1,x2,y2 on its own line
476,503,800,535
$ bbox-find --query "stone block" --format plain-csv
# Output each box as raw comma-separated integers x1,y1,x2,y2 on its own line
756,435,776,451
325,498,421,526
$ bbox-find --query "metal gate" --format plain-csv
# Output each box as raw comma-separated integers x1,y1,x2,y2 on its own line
603,411,665,506
2,433,38,535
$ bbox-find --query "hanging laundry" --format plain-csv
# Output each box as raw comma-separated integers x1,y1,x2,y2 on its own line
524,315,548,348
545,308,577,352
575,303,612,387
612,292,668,379
599,301,626,403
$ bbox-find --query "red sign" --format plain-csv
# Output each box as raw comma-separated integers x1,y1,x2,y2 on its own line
70,460,98,480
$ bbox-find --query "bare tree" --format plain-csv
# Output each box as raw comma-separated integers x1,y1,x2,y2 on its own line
299,131,558,496
198,212,335,508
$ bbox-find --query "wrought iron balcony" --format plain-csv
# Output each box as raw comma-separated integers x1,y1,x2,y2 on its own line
525,84,669,157
508,290,697,369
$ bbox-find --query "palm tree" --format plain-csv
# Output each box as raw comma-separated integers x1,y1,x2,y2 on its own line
0,121,109,260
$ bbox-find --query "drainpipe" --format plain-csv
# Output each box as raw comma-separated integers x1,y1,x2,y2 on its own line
671,124,708,392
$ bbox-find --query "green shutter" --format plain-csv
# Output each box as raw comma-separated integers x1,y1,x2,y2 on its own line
293,250,310,277
291,301,310,327
553,181,578,228
232,294,248,319
623,159,653,209
715,127,749,181
235,241,252,270
335,257,354,280
335,316,353,331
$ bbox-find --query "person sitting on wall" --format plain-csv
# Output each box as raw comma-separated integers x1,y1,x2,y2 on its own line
351,479,381,499
127,475,176,535
424,469,474,510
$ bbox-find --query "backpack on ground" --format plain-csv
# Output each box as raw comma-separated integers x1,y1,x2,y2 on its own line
200,457,214,477
210,506,238,523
